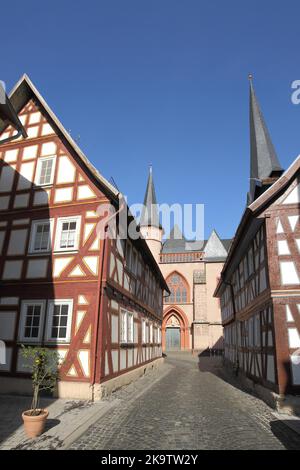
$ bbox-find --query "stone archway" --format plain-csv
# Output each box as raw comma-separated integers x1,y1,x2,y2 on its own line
162,306,190,351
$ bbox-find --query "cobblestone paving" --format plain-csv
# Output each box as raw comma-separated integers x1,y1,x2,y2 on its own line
70,352,300,450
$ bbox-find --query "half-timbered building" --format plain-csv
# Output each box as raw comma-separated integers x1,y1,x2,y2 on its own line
140,169,231,353
215,77,300,400
0,75,168,400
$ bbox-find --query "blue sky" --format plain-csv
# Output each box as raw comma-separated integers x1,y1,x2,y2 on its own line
2,1,300,239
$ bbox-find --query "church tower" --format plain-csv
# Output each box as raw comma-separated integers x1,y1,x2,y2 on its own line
140,167,163,264
247,75,283,204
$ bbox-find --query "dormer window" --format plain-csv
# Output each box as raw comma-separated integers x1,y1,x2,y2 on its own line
35,156,56,186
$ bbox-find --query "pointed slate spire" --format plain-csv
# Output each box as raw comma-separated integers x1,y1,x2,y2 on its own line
248,75,283,203
140,166,160,228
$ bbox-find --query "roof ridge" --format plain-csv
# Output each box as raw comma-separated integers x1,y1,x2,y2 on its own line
7,74,119,199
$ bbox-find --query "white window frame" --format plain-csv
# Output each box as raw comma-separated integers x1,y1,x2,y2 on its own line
157,327,161,344
120,309,128,343
54,216,81,252
29,219,54,254
142,319,146,344
45,299,73,344
35,156,56,186
120,309,134,344
127,312,134,343
18,300,46,343
149,323,153,343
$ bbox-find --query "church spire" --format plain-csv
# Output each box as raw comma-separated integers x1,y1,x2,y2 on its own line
248,75,283,203
140,166,160,228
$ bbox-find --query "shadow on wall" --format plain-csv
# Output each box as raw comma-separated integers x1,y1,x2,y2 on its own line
198,337,224,357
0,158,57,444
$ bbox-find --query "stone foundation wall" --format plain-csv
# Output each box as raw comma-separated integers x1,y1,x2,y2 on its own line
0,357,164,401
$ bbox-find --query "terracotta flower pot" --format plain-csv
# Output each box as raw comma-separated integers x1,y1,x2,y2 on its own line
22,409,49,438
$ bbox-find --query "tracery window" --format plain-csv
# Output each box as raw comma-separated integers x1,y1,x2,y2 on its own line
166,272,189,304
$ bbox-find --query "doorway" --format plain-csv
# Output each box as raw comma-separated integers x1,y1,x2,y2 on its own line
165,327,181,351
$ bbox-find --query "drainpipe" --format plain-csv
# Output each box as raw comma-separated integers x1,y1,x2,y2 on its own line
0,129,24,145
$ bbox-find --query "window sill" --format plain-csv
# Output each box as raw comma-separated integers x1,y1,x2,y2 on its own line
120,343,135,349
44,340,71,346
33,184,53,190
53,250,79,255
17,340,41,345
28,252,51,257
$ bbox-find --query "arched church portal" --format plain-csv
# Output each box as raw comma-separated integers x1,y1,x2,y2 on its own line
162,307,190,351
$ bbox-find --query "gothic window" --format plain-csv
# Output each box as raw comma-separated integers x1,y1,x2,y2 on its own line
166,272,189,304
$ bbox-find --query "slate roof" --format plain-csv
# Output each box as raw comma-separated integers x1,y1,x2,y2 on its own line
161,225,232,258
140,167,160,228
248,76,283,203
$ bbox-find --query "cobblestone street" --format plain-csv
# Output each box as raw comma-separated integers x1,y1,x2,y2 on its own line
70,352,300,450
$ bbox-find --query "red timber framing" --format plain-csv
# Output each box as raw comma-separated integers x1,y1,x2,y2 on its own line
216,158,300,396
99,232,165,383
0,75,168,398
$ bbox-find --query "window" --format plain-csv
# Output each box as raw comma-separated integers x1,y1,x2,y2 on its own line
166,272,189,304
36,156,56,186
142,319,146,344
55,216,81,252
29,219,53,253
128,312,134,343
120,309,134,344
157,327,161,344
120,310,127,343
46,300,73,343
18,300,46,343
149,323,153,343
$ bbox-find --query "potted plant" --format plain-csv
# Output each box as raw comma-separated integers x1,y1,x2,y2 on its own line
20,345,61,438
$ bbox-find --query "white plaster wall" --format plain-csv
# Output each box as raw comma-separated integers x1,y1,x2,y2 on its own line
17,162,35,190
2,260,23,280
7,229,28,256
0,165,15,192
57,156,76,184
0,312,17,341
26,259,48,278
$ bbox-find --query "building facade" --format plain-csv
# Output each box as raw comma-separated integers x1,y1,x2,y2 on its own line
140,169,231,353
215,77,300,398
0,75,168,400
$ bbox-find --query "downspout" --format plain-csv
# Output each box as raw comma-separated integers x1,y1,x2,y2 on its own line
91,196,125,399
0,129,23,145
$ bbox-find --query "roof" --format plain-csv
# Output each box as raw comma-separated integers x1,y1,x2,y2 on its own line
140,167,160,228
214,154,300,297
2,74,118,200
204,229,230,261
0,74,168,292
248,77,283,203
161,225,232,260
